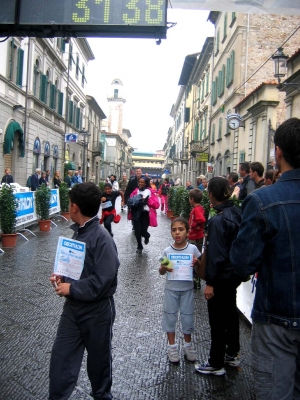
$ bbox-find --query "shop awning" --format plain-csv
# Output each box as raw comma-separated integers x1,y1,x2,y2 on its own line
64,161,77,170
3,121,25,157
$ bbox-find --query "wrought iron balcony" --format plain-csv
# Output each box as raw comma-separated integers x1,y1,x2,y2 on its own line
190,140,203,157
91,141,103,156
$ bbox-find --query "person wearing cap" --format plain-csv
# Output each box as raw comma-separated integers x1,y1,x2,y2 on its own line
197,175,206,191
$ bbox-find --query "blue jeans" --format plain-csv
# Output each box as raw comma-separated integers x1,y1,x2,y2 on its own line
251,322,300,400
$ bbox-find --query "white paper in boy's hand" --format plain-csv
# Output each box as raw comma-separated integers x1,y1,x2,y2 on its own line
54,236,86,280
167,253,193,281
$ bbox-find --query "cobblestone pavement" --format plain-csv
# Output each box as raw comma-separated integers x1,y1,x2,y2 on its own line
0,211,255,400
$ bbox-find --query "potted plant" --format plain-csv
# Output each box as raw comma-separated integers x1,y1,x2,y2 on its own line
167,186,176,218
35,183,51,231
181,189,192,219
172,186,185,219
0,184,18,247
59,182,70,220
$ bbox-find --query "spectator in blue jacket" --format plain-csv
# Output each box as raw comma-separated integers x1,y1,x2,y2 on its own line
230,118,300,400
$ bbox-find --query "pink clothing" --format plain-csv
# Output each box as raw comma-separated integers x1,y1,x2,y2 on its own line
129,187,159,227
160,194,168,212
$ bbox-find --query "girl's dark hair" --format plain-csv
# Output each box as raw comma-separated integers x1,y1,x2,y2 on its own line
171,217,189,231
139,177,150,188
208,177,231,202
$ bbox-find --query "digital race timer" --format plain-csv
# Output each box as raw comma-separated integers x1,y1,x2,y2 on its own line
19,0,166,26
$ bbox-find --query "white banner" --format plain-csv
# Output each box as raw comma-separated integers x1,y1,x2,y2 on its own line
170,0,300,15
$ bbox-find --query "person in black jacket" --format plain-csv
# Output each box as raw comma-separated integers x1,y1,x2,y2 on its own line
124,168,143,204
195,177,242,377
49,182,119,400
1,168,14,184
30,168,41,191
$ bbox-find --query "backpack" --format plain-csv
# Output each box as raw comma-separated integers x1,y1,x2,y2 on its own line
26,175,32,188
127,194,145,208
161,184,170,195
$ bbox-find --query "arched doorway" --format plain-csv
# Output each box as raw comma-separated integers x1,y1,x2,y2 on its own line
3,120,25,175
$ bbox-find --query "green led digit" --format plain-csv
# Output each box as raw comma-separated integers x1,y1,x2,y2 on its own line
72,0,90,23
123,0,140,24
145,0,163,24
95,0,110,23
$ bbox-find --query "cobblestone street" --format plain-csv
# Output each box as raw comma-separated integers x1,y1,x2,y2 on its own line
0,212,255,399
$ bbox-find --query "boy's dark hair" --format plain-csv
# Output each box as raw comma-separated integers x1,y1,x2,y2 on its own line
239,162,250,173
164,177,169,183
274,118,300,168
104,183,112,188
250,162,264,177
264,169,275,182
228,172,239,183
171,217,189,231
69,182,101,217
208,177,231,202
189,188,203,203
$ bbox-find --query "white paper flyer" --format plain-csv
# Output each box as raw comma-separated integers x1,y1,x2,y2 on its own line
54,236,86,280
167,253,193,281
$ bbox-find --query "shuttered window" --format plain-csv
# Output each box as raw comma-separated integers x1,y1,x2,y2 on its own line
68,100,74,123
194,122,199,141
40,74,48,103
218,118,223,138
212,124,215,143
16,48,24,87
49,84,56,109
57,92,64,116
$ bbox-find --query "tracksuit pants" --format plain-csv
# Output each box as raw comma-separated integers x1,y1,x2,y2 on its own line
49,297,115,400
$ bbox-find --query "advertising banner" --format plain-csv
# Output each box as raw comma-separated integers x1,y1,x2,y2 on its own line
14,189,60,228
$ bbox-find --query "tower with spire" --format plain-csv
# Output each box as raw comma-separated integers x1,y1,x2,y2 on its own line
107,78,126,135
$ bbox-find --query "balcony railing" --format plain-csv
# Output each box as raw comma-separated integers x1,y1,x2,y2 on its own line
91,141,103,156
190,140,202,157
180,152,189,162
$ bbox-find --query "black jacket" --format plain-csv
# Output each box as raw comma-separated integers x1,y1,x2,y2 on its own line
1,174,14,184
205,201,242,286
65,217,119,304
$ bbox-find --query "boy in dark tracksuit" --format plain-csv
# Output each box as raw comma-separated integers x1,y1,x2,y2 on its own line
49,183,119,400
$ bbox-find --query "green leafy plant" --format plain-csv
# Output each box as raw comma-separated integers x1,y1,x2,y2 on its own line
173,186,185,217
98,181,105,193
0,185,18,233
181,189,192,219
35,183,51,220
59,182,70,212
167,186,176,211
200,190,211,221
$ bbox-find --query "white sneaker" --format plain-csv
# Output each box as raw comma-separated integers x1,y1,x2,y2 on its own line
168,346,180,363
183,344,196,362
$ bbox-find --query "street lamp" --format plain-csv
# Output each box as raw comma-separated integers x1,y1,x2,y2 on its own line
80,129,91,182
272,47,300,90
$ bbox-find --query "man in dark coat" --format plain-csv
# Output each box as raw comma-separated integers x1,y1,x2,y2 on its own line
31,168,41,191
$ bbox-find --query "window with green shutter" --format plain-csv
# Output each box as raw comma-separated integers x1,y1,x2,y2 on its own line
9,39,15,81
239,151,245,163
200,118,203,140
204,112,207,138
211,80,217,106
75,107,80,129
229,50,235,86
16,48,24,87
49,84,56,109
212,124,215,143
226,57,230,87
231,12,236,24
82,65,86,86
39,74,47,103
76,56,79,77
69,43,73,67
57,92,63,116
68,100,74,123
206,71,209,94
223,12,228,41
61,39,65,53
201,80,205,102
194,122,199,141
215,29,220,55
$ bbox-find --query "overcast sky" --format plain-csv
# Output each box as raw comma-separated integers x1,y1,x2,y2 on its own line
86,9,215,153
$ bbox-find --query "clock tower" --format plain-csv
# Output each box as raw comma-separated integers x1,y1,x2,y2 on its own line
107,78,126,135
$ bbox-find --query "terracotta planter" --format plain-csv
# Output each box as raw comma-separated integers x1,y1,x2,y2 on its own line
38,220,51,231
170,215,179,222
61,211,70,221
167,210,173,218
1,233,18,247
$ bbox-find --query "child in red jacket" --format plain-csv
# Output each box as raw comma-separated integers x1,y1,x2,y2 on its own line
188,188,206,252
